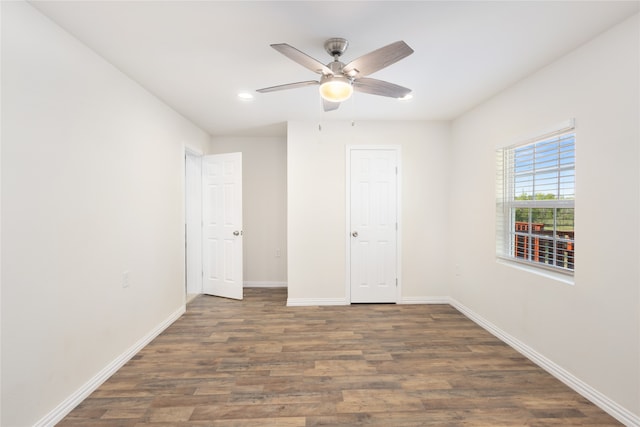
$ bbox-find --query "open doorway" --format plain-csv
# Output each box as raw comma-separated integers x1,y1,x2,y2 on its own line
185,149,203,301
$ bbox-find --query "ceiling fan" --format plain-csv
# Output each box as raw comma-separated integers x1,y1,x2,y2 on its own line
256,38,414,111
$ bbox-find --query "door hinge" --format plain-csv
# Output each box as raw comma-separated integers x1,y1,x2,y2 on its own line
395,222,398,230
395,166,398,175
396,278,398,287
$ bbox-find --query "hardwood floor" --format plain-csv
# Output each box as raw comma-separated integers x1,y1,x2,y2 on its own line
58,288,621,426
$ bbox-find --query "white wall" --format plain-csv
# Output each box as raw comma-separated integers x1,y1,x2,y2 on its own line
287,121,450,303
1,3,210,426
209,137,288,285
449,14,639,419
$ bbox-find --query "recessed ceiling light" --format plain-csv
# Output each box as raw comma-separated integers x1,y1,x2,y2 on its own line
238,92,254,100
399,93,413,101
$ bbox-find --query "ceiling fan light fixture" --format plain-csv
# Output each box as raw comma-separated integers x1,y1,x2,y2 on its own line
319,75,353,103
258,39,414,111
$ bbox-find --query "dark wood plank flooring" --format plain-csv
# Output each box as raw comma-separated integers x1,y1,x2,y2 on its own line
58,288,620,426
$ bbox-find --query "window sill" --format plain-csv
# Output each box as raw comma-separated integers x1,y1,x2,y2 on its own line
496,257,574,285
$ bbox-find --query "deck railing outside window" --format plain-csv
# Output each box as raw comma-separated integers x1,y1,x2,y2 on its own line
513,222,574,270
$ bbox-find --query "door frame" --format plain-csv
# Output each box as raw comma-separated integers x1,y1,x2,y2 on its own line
345,145,402,304
184,145,204,300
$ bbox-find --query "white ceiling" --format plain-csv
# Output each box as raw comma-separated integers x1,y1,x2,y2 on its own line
30,1,639,137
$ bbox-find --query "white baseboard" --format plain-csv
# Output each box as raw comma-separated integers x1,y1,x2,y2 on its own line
34,305,186,427
287,296,451,305
287,297,348,306
400,296,450,304
449,298,640,427
244,281,287,288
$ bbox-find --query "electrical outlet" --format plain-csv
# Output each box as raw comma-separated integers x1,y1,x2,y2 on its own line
275,248,281,258
122,270,130,288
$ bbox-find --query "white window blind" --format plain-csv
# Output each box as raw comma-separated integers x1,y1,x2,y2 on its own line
496,126,575,273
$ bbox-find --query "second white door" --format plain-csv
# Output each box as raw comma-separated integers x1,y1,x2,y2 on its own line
349,148,398,303
202,152,243,300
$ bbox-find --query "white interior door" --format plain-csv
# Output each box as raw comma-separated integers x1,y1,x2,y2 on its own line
349,148,398,303
202,152,243,300
185,151,202,295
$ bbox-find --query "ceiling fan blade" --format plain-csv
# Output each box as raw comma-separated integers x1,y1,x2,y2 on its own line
353,77,412,98
271,43,333,75
323,98,341,112
256,80,319,93
343,41,414,78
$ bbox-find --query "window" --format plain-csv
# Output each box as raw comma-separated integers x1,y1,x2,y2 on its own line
496,124,575,274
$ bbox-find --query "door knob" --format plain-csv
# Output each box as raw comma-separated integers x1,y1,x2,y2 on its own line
352,231,358,237
233,230,241,236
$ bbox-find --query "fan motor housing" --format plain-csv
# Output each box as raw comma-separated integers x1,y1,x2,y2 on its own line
324,38,349,58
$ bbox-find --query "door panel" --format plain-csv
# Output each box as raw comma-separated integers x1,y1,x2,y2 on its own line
350,149,398,303
202,153,243,300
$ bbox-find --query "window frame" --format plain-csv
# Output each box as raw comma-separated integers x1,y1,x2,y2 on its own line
496,122,576,276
